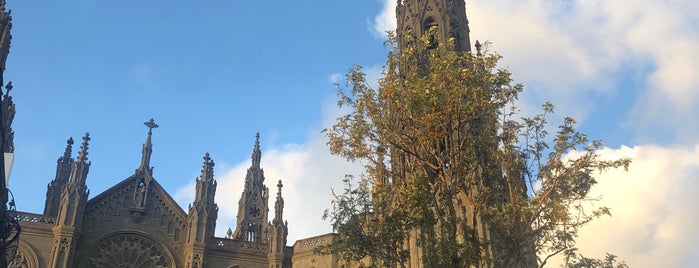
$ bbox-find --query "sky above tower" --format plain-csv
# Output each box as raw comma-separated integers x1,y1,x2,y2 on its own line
4,1,699,267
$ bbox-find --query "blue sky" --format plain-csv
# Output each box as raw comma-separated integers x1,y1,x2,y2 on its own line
6,1,384,213
4,1,699,267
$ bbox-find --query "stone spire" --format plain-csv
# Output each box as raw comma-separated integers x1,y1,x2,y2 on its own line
185,153,219,267
0,3,13,218
245,132,265,189
57,137,75,182
195,153,216,203
274,180,284,222
268,179,288,266
138,118,158,172
62,137,74,160
51,133,91,267
233,133,270,243
201,152,215,180
184,153,218,267
0,0,12,85
76,133,89,162
70,132,91,186
252,132,261,169
44,138,75,216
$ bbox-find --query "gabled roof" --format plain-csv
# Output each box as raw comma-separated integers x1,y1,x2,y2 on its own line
85,169,187,221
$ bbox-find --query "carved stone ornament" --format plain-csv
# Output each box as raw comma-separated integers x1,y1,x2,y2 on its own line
8,251,28,268
8,243,39,268
83,234,173,268
9,254,30,268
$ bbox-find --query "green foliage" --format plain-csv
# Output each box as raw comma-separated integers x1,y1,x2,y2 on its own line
567,253,629,268
319,175,410,266
321,32,630,267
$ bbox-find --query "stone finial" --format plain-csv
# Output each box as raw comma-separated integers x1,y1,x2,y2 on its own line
274,180,285,223
139,118,158,171
144,118,159,133
77,132,90,162
276,180,283,197
251,132,261,169
201,152,215,181
63,137,74,159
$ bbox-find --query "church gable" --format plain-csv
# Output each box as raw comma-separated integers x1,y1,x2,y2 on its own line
81,172,188,247
15,116,296,267
79,118,188,249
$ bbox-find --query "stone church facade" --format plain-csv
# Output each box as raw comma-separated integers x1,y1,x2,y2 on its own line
14,125,304,267
11,117,347,268
5,0,490,267
0,0,339,265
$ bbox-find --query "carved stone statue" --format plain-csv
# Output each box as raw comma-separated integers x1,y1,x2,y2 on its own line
135,182,146,207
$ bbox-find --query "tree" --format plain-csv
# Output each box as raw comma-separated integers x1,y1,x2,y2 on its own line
226,228,233,239
320,33,630,267
567,253,629,268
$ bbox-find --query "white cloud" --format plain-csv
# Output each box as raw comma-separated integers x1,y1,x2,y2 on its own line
467,0,699,135
173,91,699,267
174,100,362,244
372,0,699,144
468,0,699,141
370,0,397,38
174,1,699,262
566,145,699,267
179,121,699,267
328,73,343,85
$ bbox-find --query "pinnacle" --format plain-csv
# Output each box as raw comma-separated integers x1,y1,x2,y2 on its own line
251,132,262,169
77,132,90,162
63,137,74,159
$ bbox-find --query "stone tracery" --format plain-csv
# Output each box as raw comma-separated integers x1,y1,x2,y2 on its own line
8,253,27,268
8,242,39,268
83,234,173,268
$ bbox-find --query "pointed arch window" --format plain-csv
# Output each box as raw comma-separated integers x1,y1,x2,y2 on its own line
247,223,256,242
424,17,439,49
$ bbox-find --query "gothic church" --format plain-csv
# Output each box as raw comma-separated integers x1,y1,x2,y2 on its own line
16,124,298,267
6,0,479,267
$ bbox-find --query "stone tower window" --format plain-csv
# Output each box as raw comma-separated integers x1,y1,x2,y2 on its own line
424,17,439,49
247,223,256,242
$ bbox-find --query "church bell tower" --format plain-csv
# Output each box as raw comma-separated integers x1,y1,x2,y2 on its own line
396,0,471,52
232,133,270,243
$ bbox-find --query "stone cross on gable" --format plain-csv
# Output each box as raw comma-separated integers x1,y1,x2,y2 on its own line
144,118,159,133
